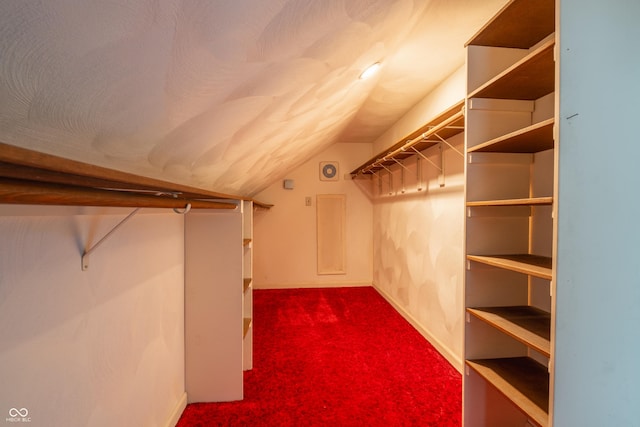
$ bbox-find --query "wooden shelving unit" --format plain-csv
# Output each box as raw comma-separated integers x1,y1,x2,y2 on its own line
184,200,255,402
463,0,557,426
242,200,254,371
185,204,245,403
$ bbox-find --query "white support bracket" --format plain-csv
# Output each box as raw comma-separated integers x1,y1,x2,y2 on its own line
433,131,464,157
82,208,140,271
410,146,441,171
392,158,409,194
437,143,445,187
372,170,383,195
410,144,445,187
416,157,423,191
391,158,410,171
379,164,393,174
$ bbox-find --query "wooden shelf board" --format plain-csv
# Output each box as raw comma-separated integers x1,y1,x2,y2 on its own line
466,196,553,207
467,306,551,357
468,119,555,154
0,177,238,210
469,40,555,101
466,357,549,427
243,278,252,293
243,318,252,338
351,101,464,176
466,0,555,49
467,254,552,280
0,142,273,208
253,200,273,210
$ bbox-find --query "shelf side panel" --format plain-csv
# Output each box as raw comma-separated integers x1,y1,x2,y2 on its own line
185,210,243,402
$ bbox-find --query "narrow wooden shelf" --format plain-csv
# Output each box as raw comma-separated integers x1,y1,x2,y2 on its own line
468,118,555,154
243,238,252,247
467,306,551,357
466,0,555,49
0,142,273,209
466,357,549,427
351,101,464,176
468,39,555,101
243,278,252,293
243,318,251,338
467,254,552,280
0,177,238,210
467,196,553,207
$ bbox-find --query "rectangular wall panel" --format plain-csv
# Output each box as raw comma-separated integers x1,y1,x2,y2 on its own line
316,194,346,275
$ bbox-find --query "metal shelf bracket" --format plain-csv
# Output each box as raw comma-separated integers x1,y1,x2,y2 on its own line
411,144,446,187
81,203,191,271
82,208,140,271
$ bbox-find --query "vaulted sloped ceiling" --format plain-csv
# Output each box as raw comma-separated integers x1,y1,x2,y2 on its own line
0,0,506,197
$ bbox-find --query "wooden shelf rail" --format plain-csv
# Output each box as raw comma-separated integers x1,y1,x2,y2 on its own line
0,142,271,209
351,101,465,177
0,178,238,210
466,196,553,207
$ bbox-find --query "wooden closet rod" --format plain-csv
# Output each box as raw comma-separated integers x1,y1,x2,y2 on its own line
0,142,240,200
0,178,236,209
0,142,273,208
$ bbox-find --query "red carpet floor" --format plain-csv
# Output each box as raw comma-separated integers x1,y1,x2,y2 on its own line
177,286,461,426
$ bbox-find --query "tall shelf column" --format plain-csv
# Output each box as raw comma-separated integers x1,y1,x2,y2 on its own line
463,0,557,426
184,203,244,403
242,200,253,371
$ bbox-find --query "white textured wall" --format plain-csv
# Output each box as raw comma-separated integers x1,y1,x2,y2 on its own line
253,143,373,288
0,206,185,427
372,133,465,370
371,68,466,370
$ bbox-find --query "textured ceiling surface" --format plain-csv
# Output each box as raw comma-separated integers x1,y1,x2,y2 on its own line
0,0,506,196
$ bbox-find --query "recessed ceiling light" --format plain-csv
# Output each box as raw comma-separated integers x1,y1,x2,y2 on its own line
359,62,381,80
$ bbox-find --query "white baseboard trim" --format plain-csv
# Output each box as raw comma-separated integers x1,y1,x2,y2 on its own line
373,285,463,373
254,281,371,290
164,392,187,427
